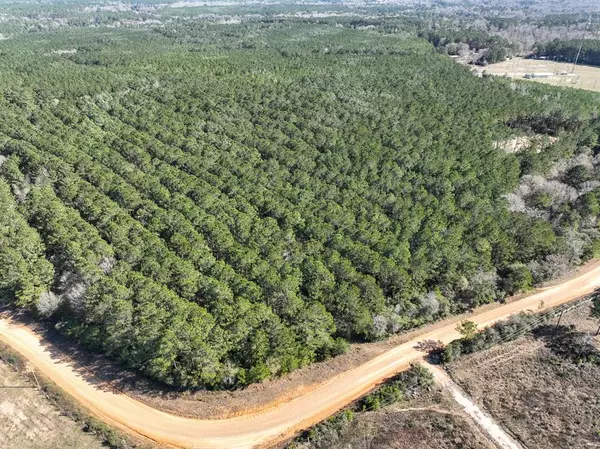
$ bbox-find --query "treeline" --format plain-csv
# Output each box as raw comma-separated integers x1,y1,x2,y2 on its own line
0,180,53,309
438,294,600,364
0,21,599,388
534,39,600,67
440,300,600,365
504,113,600,286
420,29,516,63
441,313,544,363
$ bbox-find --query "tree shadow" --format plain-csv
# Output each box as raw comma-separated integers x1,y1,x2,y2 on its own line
0,306,190,400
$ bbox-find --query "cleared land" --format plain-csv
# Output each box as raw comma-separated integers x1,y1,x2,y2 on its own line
287,389,497,449
1,263,599,449
449,305,600,449
0,359,102,449
427,364,523,449
475,57,600,93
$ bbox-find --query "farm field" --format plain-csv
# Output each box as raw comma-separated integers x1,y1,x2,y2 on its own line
0,358,103,449
475,57,600,93
449,304,600,449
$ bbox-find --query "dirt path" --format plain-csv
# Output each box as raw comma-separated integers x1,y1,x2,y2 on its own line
1,263,600,449
426,363,524,449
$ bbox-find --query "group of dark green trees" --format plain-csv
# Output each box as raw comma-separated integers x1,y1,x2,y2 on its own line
1,18,600,389
422,29,515,63
534,39,600,67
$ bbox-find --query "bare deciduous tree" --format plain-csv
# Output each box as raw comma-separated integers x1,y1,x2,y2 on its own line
37,291,62,317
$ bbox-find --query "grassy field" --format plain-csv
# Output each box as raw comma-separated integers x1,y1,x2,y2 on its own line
449,304,600,449
475,57,600,93
0,359,103,449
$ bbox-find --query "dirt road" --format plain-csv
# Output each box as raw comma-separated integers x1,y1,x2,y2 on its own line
426,363,524,449
1,263,600,449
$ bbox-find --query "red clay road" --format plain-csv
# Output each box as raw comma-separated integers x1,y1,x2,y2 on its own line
1,263,600,449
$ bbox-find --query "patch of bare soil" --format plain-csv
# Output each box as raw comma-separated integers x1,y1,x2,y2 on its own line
306,391,496,449
449,305,600,449
0,359,102,449
493,135,558,154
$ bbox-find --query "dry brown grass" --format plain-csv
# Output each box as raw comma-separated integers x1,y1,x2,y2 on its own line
292,390,497,449
474,57,600,93
0,359,103,449
449,305,600,449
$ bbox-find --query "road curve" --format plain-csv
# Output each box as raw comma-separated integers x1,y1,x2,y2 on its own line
1,264,600,449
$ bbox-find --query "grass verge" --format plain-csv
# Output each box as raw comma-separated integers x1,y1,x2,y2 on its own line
0,340,153,449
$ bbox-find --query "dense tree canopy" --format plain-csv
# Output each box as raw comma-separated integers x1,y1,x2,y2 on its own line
534,39,600,67
422,29,515,63
0,20,599,388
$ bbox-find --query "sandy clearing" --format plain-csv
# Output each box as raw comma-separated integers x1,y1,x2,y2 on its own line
1,262,600,449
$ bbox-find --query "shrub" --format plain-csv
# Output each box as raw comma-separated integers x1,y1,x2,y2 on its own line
501,263,533,295
359,364,433,411
533,324,600,365
441,312,544,363
564,164,590,187
456,320,478,339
